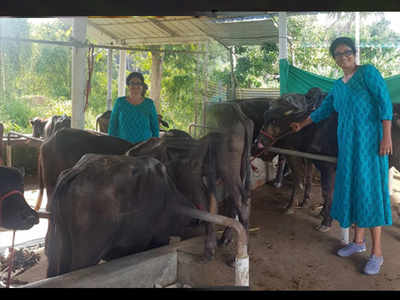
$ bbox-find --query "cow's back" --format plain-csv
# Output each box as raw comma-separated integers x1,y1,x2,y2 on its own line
40,128,135,210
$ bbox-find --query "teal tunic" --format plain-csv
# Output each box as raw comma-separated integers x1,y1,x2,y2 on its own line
108,97,159,144
310,64,392,228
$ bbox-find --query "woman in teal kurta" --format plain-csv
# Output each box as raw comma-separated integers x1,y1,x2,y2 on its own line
291,37,393,275
108,72,159,144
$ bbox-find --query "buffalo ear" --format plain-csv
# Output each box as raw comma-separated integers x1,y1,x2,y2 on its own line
263,110,272,122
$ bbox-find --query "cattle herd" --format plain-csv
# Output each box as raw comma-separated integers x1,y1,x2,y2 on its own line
2,88,400,280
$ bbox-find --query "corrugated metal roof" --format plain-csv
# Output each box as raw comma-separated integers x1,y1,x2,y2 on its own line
84,16,278,47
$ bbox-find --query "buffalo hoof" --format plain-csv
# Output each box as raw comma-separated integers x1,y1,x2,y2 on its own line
199,255,213,264
273,182,282,188
284,208,295,215
203,248,215,262
298,200,312,209
218,236,233,247
310,205,323,216
226,257,235,268
314,224,330,232
219,228,233,247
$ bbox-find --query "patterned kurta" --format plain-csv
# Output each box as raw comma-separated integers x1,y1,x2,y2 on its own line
310,64,393,228
108,97,159,144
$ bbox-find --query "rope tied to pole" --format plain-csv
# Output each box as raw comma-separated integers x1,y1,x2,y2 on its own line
5,230,16,288
84,45,95,112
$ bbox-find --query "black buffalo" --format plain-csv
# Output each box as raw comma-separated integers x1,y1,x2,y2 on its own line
257,88,338,231
44,115,71,138
46,154,195,277
31,115,71,139
206,102,254,245
126,129,221,260
0,166,39,230
30,117,47,138
390,104,400,171
35,128,136,257
95,110,112,134
35,128,135,212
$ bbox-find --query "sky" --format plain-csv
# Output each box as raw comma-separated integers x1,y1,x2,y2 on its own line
383,12,400,33
316,12,400,34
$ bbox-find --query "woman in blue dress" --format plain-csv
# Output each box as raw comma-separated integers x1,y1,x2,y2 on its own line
290,37,393,275
108,72,159,144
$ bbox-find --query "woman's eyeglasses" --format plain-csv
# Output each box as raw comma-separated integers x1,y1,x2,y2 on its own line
128,81,143,87
334,50,354,59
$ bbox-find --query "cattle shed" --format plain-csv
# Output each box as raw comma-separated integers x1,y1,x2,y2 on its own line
2,12,400,289
0,12,320,289
0,13,301,130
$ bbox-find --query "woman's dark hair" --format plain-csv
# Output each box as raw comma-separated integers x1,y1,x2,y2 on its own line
329,37,356,58
126,71,148,96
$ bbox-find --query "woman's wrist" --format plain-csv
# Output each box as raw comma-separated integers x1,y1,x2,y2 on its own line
300,116,312,128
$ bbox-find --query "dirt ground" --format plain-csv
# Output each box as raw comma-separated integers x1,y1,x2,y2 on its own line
5,175,400,290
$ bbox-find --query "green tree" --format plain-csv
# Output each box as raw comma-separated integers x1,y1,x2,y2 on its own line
30,19,72,99
0,18,32,100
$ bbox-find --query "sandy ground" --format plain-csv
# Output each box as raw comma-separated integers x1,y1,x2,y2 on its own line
3,174,400,290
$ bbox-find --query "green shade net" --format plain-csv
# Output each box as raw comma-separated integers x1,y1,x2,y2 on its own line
279,59,400,103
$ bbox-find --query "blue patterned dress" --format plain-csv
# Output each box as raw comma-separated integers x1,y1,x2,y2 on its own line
310,64,392,228
108,97,159,144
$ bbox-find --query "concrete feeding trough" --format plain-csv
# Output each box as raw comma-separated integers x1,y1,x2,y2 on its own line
20,235,246,289
20,207,249,289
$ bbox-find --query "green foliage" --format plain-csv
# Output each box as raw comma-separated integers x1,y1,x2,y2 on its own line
288,13,400,79
29,19,72,99
0,96,38,133
0,18,32,99
1,14,400,136
360,19,400,77
231,43,279,88
160,44,200,130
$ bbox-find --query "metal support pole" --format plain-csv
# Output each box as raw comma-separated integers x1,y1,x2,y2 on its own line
278,12,288,61
106,49,113,111
355,12,360,65
202,42,209,136
229,47,236,100
71,17,88,130
278,12,288,96
268,146,337,163
150,45,163,113
118,49,127,97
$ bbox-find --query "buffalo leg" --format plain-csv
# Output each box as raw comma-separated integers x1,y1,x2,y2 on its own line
284,156,304,214
219,194,235,246
274,155,287,188
204,192,218,261
300,159,313,208
319,165,335,228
